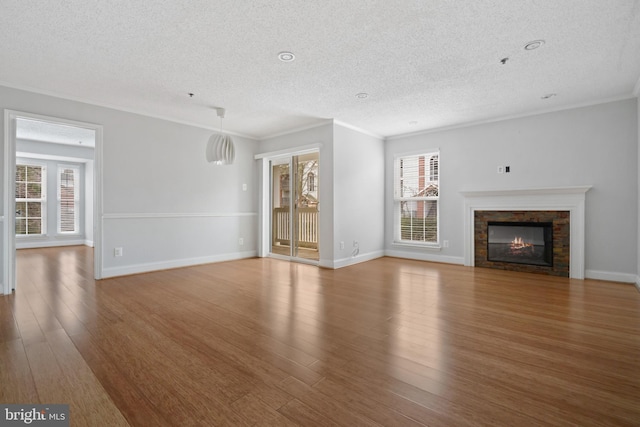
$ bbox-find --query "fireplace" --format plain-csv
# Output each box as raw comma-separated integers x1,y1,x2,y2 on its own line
487,221,553,267
461,187,591,279
474,211,569,277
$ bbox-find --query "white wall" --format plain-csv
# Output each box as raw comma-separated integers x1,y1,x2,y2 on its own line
386,99,638,281
1,84,637,285
0,84,259,283
332,124,385,267
257,122,385,268
637,95,640,288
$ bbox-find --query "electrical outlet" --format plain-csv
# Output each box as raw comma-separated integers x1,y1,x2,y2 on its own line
239,237,244,246
505,166,510,173
242,183,247,191
443,240,449,248
340,241,344,250
497,166,504,174
114,247,123,257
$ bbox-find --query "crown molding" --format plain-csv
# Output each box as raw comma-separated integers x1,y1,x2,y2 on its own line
259,120,333,141
333,120,383,140
0,81,259,140
385,94,636,141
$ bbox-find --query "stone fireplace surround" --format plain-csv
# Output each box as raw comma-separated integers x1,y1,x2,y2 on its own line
461,187,591,279
475,210,569,277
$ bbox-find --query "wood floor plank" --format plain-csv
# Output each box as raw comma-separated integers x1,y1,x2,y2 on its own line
0,339,39,403
68,331,170,427
0,297,21,343
279,376,386,427
43,329,129,426
23,340,90,426
2,246,639,426
277,398,342,427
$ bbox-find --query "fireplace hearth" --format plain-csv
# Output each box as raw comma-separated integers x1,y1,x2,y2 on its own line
487,221,553,267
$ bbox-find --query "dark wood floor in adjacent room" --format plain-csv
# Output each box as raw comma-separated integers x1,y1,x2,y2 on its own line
2,246,640,426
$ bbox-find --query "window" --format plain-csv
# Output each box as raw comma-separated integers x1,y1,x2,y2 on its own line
15,164,46,235
307,172,315,192
394,152,439,244
58,166,80,233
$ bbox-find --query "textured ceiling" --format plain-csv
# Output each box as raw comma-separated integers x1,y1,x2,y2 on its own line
16,118,96,147
1,0,639,139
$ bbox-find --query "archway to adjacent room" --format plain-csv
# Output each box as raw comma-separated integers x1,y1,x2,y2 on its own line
3,110,103,294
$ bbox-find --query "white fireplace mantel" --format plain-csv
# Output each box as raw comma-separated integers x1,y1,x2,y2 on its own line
461,186,592,279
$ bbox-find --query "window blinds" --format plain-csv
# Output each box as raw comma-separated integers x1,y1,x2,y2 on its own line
58,166,79,233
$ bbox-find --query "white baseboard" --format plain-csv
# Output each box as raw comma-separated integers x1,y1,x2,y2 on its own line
321,250,464,269
84,240,94,247
329,250,385,269
384,249,465,265
101,250,257,279
16,239,87,249
584,269,636,283
634,276,640,292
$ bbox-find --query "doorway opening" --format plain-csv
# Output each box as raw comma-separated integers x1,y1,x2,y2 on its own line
3,111,103,294
269,152,319,263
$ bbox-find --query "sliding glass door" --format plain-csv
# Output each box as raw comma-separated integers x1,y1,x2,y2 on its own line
270,152,319,262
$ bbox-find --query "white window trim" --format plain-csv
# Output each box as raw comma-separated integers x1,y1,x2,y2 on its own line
15,161,47,237
393,151,440,247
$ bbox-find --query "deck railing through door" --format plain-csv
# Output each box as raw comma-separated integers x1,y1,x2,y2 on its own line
272,207,318,249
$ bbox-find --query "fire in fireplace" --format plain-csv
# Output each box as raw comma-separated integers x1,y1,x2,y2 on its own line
487,221,553,267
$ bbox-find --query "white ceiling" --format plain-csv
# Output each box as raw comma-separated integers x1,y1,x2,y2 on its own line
1,1,639,140
16,118,96,147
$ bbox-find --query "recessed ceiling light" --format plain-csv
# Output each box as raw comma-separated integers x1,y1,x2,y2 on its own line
278,51,295,62
541,93,556,99
524,40,545,50
355,92,368,99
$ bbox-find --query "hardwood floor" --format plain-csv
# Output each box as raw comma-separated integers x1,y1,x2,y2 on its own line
2,246,640,426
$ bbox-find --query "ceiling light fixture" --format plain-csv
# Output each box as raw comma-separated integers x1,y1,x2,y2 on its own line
524,40,545,50
206,107,235,165
278,51,295,62
355,92,368,99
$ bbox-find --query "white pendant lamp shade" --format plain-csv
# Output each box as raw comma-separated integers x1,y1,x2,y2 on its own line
206,107,235,165
206,133,235,165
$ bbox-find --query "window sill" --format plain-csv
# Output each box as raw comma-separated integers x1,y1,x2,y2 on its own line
392,241,441,250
